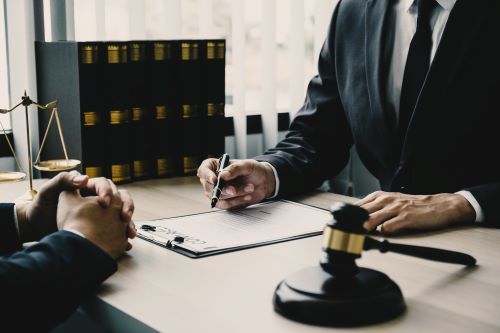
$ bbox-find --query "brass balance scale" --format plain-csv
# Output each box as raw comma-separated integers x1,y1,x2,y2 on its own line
0,91,80,200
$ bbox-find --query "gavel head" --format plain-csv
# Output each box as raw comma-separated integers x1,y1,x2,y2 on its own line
320,202,369,278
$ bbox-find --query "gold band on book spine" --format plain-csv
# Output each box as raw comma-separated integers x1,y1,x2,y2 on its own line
155,106,168,119
107,45,120,63
110,110,129,124
83,111,100,126
157,158,175,176
108,44,128,63
133,160,149,178
183,156,199,174
130,43,145,62
154,42,172,61
216,42,225,59
85,166,103,178
207,103,225,117
132,107,144,121
207,42,216,60
111,164,131,183
182,105,200,118
181,42,199,60
81,45,98,64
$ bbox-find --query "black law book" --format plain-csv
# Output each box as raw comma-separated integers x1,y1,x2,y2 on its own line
129,41,152,181
201,40,226,159
35,41,105,178
103,42,133,184
148,40,179,178
178,40,203,175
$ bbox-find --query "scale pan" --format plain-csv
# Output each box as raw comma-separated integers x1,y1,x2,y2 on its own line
34,159,81,171
0,171,26,183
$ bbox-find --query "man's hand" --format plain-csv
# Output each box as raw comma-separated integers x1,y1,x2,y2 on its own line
355,191,476,234
57,189,131,259
15,171,136,243
197,158,276,210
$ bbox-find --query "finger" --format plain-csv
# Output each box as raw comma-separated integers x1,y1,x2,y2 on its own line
363,208,397,231
360,201,385,214
38,171,89,201
126,242,133,251
197,158,218,184
82,177,113,207
354,191,383,206
200,178,215,197
219,160,255,181
379,216,409,235
118,189,134,222
216,194,254,210
127,220,137,239
220,183,255,199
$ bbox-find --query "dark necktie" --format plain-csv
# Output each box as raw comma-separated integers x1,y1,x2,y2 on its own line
398,0,435,148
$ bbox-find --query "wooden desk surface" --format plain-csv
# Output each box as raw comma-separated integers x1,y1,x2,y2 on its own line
1,178,499,332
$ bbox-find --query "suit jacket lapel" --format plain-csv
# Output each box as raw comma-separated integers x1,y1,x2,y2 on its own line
365,0,398,165
400,0,487,163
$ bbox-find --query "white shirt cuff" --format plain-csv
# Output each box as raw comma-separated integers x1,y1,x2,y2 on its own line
261,162,280,199
13,205,20,239
456,190,484,223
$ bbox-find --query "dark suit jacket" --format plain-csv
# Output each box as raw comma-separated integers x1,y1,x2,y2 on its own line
256,0,500,225
0,203,117,332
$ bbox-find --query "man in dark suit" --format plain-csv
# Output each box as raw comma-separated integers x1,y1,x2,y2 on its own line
198,0,500,232
0,171,136,331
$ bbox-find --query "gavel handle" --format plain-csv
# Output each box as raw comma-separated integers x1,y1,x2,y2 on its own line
364,237,477,266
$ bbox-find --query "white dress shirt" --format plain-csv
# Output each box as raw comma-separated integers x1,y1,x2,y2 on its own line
265,0,484,223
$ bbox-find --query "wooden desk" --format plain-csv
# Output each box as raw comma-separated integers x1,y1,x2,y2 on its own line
1,178,500,332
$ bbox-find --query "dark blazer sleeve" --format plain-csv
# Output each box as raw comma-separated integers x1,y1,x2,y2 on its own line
0,230,117,332
0,203,22,255
254,6,353,197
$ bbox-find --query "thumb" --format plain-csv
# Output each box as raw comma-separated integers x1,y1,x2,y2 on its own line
38,171,89,201
219,160,255,181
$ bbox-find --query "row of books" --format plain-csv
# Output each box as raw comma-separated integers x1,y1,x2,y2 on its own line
35,39,225,183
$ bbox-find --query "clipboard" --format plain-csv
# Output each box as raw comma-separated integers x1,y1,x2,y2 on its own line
136,200,331,258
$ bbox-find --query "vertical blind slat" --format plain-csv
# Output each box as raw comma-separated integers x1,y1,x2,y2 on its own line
163,0,181,39
289,0,305,116
95,0,106,40
128,0,146,40
231,0,247,158
4,0,40,174
261,0,277,151
199,0,213,38
65,0,75,40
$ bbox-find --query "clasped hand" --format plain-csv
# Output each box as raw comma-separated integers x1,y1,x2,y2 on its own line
15,171,136,259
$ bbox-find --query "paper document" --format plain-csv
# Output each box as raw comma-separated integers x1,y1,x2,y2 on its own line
136,200,331,257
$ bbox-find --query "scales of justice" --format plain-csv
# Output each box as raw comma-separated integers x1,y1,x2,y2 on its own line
0,91,80,200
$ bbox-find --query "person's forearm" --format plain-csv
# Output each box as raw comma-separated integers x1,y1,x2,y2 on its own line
0,231,117,331
0,203,22,255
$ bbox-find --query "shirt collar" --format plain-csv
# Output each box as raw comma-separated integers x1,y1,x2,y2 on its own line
404,0,457,13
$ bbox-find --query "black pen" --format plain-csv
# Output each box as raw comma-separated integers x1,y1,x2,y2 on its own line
211,153,230,208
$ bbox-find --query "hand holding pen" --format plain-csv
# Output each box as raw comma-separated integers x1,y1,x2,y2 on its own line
197,155,277,210
211,153,231,208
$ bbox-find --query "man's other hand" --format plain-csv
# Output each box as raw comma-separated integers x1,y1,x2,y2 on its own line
355,191,476,234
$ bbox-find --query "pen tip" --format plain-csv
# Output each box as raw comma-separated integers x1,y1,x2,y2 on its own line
211,198,217,208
